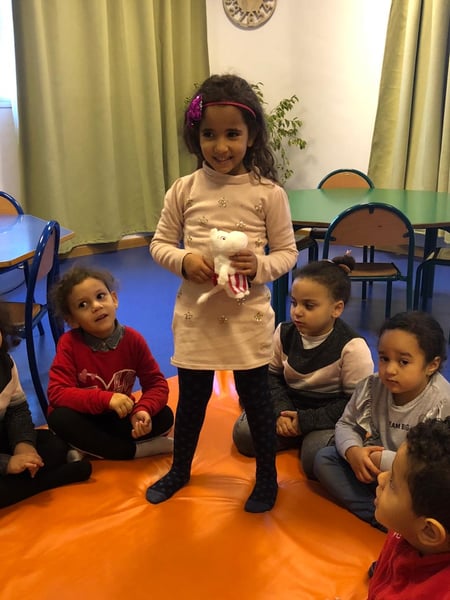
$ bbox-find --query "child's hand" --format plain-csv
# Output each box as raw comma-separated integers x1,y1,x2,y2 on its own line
369,449,382,470
7,452,44,477
109,393,134,418
345,445,384,483
277,411,300,436
131,410,152,439
230,249,257,279
182,253,214,283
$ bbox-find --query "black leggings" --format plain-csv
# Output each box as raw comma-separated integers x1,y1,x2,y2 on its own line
0,429,91,508
47,405,174,460
171,366,276,476
146,366,277,511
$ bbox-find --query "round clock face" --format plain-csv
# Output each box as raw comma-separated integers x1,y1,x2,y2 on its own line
223,0,277,30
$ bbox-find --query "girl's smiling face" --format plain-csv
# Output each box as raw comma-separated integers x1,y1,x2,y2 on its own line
199,105,254,176
66,277,118,339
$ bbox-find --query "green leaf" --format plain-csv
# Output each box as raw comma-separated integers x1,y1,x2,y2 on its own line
251,82,307,184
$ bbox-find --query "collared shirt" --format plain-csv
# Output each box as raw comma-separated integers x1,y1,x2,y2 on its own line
80,321,125,352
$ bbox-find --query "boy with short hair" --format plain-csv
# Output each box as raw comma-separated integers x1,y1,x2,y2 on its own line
369,417,450,599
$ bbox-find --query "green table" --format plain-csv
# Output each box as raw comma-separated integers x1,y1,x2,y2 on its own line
272,188,450,323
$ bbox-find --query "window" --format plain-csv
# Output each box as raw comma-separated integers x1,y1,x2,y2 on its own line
0,0,16,109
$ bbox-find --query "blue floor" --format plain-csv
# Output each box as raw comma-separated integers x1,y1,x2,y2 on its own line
3,242,450,427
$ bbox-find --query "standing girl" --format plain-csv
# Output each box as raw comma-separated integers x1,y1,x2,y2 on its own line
233,257,374,479
146,74,297,512
313,311,450,528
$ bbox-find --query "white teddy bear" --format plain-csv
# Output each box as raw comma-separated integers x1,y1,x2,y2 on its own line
197,228,250,304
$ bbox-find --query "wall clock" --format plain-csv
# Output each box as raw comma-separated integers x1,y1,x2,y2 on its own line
223,0,277,30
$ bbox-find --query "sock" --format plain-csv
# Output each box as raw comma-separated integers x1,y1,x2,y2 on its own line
146,369,212,505
134,436,174,458
244,470,278,513
67,448,86,463
145,469,191,504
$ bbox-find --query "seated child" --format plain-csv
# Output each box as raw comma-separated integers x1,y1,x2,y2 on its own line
232,257,374,478
314,311,450,529
368,417,450,599
0,302,91,508
47,266,174,460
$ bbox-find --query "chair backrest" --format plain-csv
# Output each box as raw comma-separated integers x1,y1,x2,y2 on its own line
323,202,416,315
0,191,24,215
323,202,414,249
318,169,374,190
25,220,62,339
0,191,28,281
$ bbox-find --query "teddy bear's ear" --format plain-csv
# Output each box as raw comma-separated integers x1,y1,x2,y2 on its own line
211,227,218,237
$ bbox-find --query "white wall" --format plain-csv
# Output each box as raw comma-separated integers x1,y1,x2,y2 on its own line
207,0,391,188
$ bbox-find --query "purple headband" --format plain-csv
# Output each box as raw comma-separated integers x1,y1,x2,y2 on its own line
186,94,256,126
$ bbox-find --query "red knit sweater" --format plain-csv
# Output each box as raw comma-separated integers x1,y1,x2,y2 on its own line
368,531,450,599
47,327,168,417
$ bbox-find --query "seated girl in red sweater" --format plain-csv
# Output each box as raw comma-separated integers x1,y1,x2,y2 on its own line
47,266,174,460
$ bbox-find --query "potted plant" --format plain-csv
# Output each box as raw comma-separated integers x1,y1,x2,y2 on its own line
252,82,307,184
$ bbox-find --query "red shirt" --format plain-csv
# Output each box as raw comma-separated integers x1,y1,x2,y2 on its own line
48,326,168,417
368,531,450,599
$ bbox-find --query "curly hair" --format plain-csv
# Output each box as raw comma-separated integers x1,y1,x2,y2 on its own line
50,265,117,321
183,74,279,183
292,255,355,304
406,417,450,531
379,311,447,368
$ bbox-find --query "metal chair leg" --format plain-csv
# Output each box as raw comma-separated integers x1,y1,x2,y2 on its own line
25,329,48,418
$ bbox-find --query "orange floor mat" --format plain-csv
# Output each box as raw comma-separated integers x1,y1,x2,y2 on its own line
0,373,384,600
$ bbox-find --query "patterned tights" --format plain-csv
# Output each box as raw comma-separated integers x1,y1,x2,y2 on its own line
146,366,277,512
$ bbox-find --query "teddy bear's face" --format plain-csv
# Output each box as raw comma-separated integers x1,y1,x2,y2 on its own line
210,228,248,254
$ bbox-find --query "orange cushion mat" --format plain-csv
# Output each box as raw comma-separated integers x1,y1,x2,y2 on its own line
1,373,385,600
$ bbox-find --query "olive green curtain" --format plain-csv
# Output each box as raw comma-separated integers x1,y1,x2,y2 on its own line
368,0,450,194
12,0,209,249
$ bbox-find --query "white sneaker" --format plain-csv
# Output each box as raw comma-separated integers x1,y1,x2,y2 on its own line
135,436,174,458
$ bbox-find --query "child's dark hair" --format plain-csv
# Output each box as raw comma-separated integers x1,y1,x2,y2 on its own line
0,301,12,352
405,417,450,532
183,74,278,183
292,255,355,304
378,311,447,368
50,265,117,320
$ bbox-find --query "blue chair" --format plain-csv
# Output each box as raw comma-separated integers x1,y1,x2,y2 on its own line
293,170,374,280
313,170,376,278
317,168,374,190
0,190,23,216
310,169,375,240
322,202,415,318
5,220,63,417
414,246,450,308
413,247,450,343
0,191,31,290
